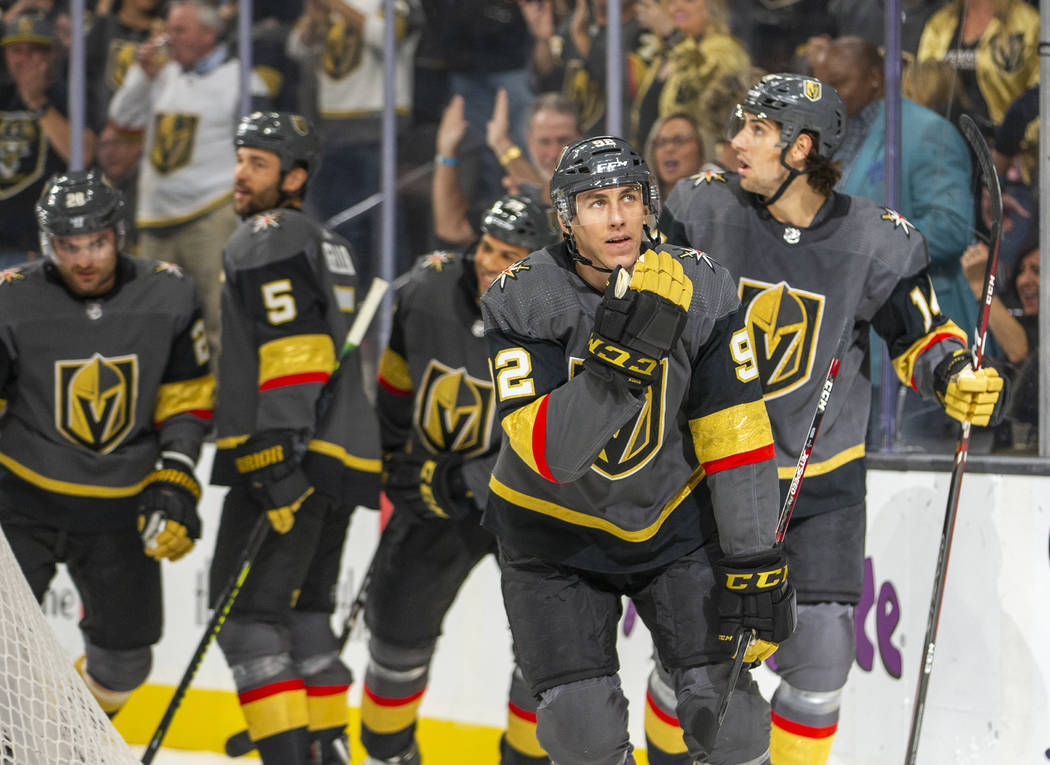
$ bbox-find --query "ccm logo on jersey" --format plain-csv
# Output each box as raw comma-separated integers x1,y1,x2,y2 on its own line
587,337,657,377
723,565,787,591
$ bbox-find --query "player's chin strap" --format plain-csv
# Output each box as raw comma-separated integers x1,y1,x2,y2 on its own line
757,147,811,208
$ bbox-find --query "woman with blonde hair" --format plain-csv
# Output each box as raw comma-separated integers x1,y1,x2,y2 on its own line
630,0,749,147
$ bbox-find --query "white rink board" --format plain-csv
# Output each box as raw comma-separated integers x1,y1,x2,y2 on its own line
43,449,1050,762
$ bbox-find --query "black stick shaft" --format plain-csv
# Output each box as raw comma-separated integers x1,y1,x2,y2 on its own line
904,114,1002,765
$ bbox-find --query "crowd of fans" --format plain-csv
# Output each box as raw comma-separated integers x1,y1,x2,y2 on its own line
0,0,1041,453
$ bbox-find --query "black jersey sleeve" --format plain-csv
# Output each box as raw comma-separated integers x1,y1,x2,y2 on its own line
376,297,413,453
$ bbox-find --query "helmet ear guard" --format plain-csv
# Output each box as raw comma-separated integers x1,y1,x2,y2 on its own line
35,169,128,261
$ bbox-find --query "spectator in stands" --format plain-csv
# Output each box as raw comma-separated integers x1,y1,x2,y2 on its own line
813,36,977,452
917,0,1039,134
694,65,764,172
433,90,581,246
108,0,269,357
991,84,1037,278
287,0,421,287
630,0,749,148
85,0,163,133
728,0,834,73
643,111,703,198
526,0,646,135
94,123,141,251
822,0,943,54
0,11,95,266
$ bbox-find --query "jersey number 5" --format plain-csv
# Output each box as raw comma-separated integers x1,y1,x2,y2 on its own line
493,348,535,400
261,279,297,325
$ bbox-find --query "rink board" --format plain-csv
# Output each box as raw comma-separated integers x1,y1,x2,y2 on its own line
42,446,1050,763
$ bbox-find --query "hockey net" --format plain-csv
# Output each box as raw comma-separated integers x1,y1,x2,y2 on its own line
0,525,140,764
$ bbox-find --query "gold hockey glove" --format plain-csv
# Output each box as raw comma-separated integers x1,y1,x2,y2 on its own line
234,431,314,534
933,349,1007,427
137,457,201,562
717,549,796,663
383,450,473,521
586,249,693,388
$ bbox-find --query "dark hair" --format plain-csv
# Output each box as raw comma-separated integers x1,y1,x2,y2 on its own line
802,135,841,196
527,92,583,136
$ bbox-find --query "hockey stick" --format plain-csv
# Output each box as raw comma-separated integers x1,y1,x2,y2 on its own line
903,114,1002,765
716,318,854,730
142,277,389,765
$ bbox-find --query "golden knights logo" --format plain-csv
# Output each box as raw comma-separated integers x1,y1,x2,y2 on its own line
105,39,139,92
323,16,364,79
804,80,822,102
0,113,44,200
739,278,825,400
991,31,1026,73
150,113,199,175
55,353,138,454
415,360,495,457
564,60,604,133
570,358,666,479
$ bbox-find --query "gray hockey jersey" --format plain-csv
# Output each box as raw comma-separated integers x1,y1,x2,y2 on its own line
480,241,780,574
376,249,497,508
0,257,213,530
664,170,967,515
210,208,380,509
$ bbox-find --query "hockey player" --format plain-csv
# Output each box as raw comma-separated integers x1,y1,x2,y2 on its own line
209,112,381,765
366,194,559,765
662,74,1007,764
0,169,214,718
480,136,796,765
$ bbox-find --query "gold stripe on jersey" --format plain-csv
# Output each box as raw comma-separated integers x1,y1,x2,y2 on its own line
500,397,546,476
891,320,967,389
777,443,865,480
689,400,774,467
258,334,336,389
307,439,383,473
153,374,215,424
0,452,148,497
488,467,705,542
377,348,412,393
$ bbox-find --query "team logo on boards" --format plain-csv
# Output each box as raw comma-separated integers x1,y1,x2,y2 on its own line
323,17,364,79
570,358,666,479
55,353,138,454
415,360,495,457
739,278,825,400
150,113,199,175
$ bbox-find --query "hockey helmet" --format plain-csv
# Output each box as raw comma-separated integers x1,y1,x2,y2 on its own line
734,73,846,158
234,111,322,182
549,136,660,227
479,194,558,253
36,169,128,260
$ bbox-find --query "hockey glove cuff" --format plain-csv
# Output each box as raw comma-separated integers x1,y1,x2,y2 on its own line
585,249,692,388
933,349,1008,427
138,456,202,562
717,549,796,663
234,431,314,534
383,450,473,521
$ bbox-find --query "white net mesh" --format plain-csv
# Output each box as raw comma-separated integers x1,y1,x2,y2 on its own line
0,526,140,764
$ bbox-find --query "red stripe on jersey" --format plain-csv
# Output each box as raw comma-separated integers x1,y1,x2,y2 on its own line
771,711,837,739
259,371,331,391
305,684,350,697
646,690,679,726
702,442,776,475
377,375,412,396
238,678,305,704
363,685,426,707
532,394,557,483
507,700,537,723
907,331,962,391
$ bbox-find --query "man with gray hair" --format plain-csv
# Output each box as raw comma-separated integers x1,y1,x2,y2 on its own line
109,0,271,358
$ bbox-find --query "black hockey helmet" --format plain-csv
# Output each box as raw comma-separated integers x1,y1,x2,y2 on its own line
479,194,558,253
550,136,660,227
734,73,846,158
234,111,322,183
36,169,127,260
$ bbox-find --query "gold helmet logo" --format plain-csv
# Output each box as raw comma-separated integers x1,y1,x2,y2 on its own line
416,361,495,456
740,279,824,399
804,80,822,102
55,353,138,453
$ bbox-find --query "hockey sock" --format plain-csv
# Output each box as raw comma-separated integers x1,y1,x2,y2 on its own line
361,658,427,760
237,678,310,765
74,656,133,718
643,676,690,765
500,668,549,764
769,685,840,765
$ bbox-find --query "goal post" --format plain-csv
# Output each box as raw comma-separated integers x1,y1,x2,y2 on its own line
0,525,140,764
